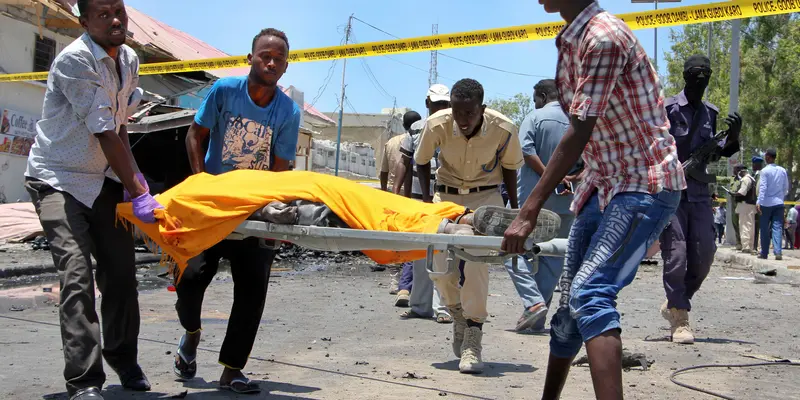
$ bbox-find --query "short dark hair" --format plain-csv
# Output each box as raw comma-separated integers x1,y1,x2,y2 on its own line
451,78,484,104
403,111,422,131
534,79,558,99
765,148,777,158
77,0,90,16
252,28,290,53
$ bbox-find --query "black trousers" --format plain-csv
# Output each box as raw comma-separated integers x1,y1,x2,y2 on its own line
26,178,139,395
175,238,275,369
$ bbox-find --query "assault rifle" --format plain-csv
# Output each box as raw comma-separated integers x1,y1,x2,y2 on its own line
681,130,729,184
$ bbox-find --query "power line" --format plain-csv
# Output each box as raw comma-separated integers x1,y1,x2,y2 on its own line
310,32,349,108
439,54,549,78
310,59,338,108
350,32,395,101
351,16,545,79
360,59,394,101
344,96,367,127
351,16,398,41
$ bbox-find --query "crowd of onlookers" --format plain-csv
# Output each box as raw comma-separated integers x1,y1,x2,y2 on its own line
717,154,797,255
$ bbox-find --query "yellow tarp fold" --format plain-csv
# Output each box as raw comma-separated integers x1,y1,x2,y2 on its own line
116,170,466,281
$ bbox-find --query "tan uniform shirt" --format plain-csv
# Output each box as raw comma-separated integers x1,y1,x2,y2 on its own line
414,108,523,189
380,134,405,185
737,174,754,197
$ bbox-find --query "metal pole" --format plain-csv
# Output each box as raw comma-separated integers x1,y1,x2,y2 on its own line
725,18,741,246
334,15,353,177
654,0,658,73
708,22,713,59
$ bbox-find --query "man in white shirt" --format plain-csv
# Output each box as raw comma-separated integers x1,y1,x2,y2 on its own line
394,85,453,323
24,0,160,398
756,148,790,260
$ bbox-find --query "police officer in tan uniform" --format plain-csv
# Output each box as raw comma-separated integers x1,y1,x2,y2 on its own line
415,78,523,373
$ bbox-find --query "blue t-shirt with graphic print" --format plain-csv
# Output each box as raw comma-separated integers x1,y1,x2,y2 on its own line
195,76,301,174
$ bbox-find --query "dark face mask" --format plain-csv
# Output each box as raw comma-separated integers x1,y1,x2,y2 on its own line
684,67,712,92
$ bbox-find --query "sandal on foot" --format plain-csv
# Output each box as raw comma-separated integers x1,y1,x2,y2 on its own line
400,310,429,319
436,313,453,324
220,377,261,394
472,206,560,243
173,335,197,380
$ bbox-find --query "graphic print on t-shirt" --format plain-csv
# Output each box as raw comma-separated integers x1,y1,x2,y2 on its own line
221,111,273,171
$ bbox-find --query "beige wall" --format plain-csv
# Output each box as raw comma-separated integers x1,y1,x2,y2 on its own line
0,14,75,203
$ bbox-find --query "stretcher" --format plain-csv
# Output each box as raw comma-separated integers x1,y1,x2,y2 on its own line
229,221,569,275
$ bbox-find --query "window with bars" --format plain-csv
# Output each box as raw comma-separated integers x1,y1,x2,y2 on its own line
33,35,57,72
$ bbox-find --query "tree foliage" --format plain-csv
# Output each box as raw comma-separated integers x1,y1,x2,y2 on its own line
486,93,532,127
665,17,799,200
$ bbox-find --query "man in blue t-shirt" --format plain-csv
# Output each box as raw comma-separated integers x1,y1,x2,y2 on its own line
173,28,300,394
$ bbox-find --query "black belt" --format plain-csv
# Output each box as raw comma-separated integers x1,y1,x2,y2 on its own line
436,184,498,195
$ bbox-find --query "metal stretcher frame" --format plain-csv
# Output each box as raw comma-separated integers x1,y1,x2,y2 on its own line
229,221,568,276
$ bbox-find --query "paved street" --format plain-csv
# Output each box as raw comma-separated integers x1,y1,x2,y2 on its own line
1,252,799,399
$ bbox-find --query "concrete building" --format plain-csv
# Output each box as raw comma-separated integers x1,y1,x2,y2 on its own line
318,108,409,180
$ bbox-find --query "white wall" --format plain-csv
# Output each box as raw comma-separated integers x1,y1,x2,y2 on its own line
311,140,377,178
0,14,75,202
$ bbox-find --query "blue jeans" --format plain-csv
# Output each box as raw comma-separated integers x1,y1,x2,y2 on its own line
505,213,575,311
398,262,413,292
759,205,784,257
550,190,680,359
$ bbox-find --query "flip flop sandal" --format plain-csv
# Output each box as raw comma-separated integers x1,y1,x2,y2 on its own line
436,313,453,324
400,310,428,319
472,205,561,243
220,377,261,394
173,335,197,380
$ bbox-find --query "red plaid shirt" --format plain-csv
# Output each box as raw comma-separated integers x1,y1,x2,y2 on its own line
555,1,686,214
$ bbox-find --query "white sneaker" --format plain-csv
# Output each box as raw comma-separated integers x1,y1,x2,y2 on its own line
459,326,484,374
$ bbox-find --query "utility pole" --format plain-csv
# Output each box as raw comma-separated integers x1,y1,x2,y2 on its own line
428,24,438,89
654,0,658,72
334,14,353,177
725,19,742,246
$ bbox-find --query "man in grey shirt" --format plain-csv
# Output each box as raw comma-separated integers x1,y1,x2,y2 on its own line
394,85,452,323
24,0,161,399
505,79,582,333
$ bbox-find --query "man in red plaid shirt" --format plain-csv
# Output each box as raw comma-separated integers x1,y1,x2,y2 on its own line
503,1,685,398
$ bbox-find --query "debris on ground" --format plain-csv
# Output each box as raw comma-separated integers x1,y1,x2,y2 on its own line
165,390,188,398
572,350,654,371
401,372,426,379
754,269,798,285
29,236,49,251
741,353,800,363
354,361,369,365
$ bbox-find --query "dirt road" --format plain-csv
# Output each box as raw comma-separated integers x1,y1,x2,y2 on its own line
1,260,799,399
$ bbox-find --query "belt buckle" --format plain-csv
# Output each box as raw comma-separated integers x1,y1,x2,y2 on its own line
458,188,470,195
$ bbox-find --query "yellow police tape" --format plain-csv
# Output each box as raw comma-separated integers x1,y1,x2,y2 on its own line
716,198,800,206
1,0,799,82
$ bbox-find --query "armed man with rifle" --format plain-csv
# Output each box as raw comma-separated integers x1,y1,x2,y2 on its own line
659,55,742,344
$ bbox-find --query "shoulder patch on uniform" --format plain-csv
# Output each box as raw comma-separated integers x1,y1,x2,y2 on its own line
703,101,719,113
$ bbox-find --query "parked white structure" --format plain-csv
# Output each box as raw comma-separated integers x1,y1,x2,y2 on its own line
312,139,376,178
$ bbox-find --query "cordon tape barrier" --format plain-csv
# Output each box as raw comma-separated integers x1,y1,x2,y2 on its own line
1,0,799,82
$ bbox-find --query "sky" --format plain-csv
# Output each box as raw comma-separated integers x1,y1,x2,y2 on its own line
125,0,715,116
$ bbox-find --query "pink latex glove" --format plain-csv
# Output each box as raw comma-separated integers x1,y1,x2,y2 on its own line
132,192,163,223
124,173,149,202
